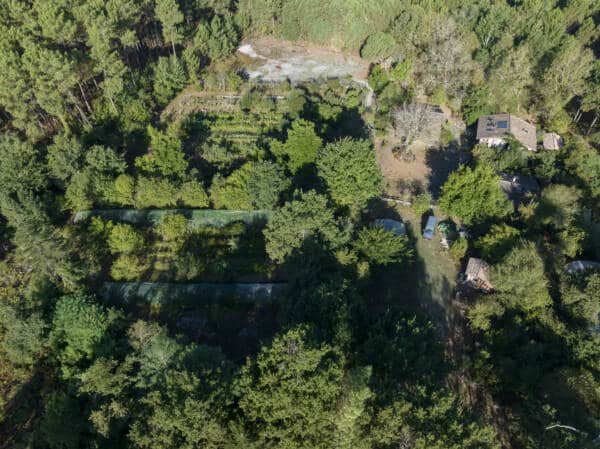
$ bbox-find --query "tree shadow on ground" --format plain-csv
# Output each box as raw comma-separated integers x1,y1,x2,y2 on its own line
365,200,458,339
0,372,43,449
425,143,471,198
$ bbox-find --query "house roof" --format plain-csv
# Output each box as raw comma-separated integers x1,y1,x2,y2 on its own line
476,114,537,150
498,173,540,207
465,258,493,291
543,132,563,150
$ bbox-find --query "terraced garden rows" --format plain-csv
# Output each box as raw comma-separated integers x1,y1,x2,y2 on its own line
200,110,284,152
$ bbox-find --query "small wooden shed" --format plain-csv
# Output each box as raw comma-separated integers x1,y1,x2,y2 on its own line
464,258,493,292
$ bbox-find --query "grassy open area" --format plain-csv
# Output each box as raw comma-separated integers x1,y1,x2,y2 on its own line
372,204,460,337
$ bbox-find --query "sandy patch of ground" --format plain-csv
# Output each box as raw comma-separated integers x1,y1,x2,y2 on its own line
237,36,369,83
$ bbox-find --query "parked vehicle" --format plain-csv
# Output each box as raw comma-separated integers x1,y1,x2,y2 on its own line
423,215,437,240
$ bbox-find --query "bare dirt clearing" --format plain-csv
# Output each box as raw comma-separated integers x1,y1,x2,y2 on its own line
376,139,431,200
237,37,369,83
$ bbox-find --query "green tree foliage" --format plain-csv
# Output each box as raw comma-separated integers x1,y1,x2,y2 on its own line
46,133,84,185
369,392,500,449
333,366,372,449
475,224,521,262
0,194,83,288
136,126,188,178
0,134,47,196
286,88,307,118
246,161,290,210
155,0,184,57
317,138,383,213
448,237,468,262
210,165,253,210
235,327,345,449
271,119,322,173
411,192,432,217
535,184,582,229
65,171,94,211
107,224,145,254
84,145,127,175
156,214,189,241
211,161,289,210
179,179,210,208
111,254,147,281
472,141,531,173
491,241,552,315
135,177,179,208
0,305,46,367
110,174,136,206
263,191,343,263
21,42,79,130
153,56,187,106
439,165,512,226
353,226,412,266
193,15,239,61
561,272,600,327
49,294,109,374
461,85,492,126
129,369,227,449
1,2,599,446
488,45,532,113
540,36,593,117
563,137,600,199
40,391,85,449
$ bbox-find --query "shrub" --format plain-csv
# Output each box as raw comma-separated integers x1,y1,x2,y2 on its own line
475,224,520,262
546,109,571,134
354,226,412,265
210,167,253,210
179,180,209,208
111,254,147,281
107,224,144,254
430,85,448,105
411,192,432,217
135,177,179,208
440,123,454,146
156,214,189,241
110,174,135,206
449,237,468,262
65,171,94,211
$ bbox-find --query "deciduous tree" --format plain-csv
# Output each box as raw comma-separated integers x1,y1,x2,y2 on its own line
264,191,343,263
317,138,383,213
439,165,512,226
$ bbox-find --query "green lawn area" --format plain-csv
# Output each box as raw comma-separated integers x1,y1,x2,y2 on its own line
371,204,460,336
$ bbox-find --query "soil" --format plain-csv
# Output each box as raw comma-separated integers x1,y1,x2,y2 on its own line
376,138,432,199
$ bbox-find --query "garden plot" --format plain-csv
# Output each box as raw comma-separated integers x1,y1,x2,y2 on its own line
74,209,269,228
199,110,284,152
237,37,369,83
102,282,288,305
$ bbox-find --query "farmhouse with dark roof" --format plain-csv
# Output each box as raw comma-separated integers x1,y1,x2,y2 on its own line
476,114,537,151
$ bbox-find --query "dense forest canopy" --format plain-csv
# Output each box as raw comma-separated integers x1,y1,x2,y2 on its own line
0,1,599,449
